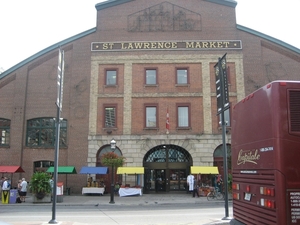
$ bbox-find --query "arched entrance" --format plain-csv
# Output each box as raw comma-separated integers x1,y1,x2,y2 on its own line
96,145,123,193
143,144,192,193
213,144,231,178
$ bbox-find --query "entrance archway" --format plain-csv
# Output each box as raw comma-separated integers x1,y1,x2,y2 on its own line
143,144,192,193
213,144,231,178
96,145,123,193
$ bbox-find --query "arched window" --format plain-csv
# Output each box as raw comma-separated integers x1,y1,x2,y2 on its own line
213,144,231,174
213,144,231,158
98,145,122,160
0,118,10,146
144,145,191,163
26,118,67,147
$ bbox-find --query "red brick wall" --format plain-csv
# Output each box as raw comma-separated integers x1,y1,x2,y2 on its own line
0,0,299,192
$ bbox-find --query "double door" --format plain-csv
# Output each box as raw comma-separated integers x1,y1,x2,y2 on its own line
144,169,187,192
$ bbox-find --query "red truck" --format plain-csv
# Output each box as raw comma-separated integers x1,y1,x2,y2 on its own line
231,81,300,225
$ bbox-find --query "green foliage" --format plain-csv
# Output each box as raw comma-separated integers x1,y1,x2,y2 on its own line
101,152,126,167
30,172,52,194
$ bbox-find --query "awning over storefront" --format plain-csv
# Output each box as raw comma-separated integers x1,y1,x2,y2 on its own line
79,167,108,174
46,166,77,174
0,166,25,173
117,167,144,174
190,166,219,174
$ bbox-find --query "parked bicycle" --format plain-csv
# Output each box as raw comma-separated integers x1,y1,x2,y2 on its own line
206,187,224,201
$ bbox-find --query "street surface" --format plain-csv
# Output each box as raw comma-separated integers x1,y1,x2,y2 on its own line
0,203,232,225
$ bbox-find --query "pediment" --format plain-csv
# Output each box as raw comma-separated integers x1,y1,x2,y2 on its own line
128,1,201,32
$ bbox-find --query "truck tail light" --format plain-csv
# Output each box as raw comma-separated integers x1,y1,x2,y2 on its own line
261,198,276,209
233,193,240,200
260,187,275,196
246,185,250,192
232,183,239,190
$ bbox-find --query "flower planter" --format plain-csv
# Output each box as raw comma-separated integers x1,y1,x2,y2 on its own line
32,193,51,203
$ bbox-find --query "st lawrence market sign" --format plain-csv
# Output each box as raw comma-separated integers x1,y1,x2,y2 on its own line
91,40,242,51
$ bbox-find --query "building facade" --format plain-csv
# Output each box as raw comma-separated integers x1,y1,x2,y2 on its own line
0,0,299,194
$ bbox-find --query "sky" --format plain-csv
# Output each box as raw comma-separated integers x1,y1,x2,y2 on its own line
0,0,299,72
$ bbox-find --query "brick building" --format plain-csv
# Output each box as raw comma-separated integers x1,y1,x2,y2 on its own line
0,0,299,194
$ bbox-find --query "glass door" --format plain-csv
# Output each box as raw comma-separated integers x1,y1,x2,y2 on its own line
169,169,187,191
155,169,166,192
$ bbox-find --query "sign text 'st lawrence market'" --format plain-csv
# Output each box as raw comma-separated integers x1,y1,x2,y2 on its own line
91,40,242,51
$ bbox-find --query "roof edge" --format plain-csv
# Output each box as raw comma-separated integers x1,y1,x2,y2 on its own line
95,0,135,11
237,24,300,54
0,28,97,80
204,0,237,8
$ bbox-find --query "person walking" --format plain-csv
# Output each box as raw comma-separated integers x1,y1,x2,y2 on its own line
20,178,28,202
192,178,200,198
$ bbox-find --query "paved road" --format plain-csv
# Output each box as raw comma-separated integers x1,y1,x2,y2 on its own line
0,193,233,225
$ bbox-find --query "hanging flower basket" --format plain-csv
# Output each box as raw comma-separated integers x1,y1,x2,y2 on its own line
101,152,126,167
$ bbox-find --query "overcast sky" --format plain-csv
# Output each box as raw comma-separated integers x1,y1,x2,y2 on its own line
0,0,299,72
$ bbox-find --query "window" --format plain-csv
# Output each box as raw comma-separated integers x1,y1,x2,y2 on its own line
219,108,231,127
0,118,10,146
34,160,54,172
146,106,157,128
106,70,117,85
26,118,67,147
177,104,190,127
176,69,188,84
104,106,116,128
145,69,157,85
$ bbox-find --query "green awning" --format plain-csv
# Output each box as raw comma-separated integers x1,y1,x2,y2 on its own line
117,167,144,174
190,166,219,174
46,166,77,174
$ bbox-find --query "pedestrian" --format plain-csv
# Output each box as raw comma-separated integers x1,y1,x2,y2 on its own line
187,174,194,192
2,177,10,190
20,178,28,202
192,178,199,198
49,176,54,201
17,179,22,196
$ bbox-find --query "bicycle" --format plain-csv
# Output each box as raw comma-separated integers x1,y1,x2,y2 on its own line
206,187,224,201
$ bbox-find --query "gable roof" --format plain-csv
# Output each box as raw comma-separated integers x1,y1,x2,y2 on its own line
237,24,300,55
0,28,96,80
205,0,237,8
95,0,237,11
190,166,219,174
46,166,77,174
79,166,108,174
1,1,299,80
95,0,134,11
117,167,144,174
0,166,25,173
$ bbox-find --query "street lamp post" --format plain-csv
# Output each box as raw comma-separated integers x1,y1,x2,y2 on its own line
109,139,116,204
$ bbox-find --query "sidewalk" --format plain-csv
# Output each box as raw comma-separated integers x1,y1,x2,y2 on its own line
1,192,232,225
3,192,232,206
